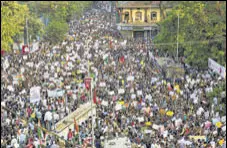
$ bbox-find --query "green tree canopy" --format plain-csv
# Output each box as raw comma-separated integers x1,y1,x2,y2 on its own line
44,19,69,45
154,1,226,69
1,1,29,51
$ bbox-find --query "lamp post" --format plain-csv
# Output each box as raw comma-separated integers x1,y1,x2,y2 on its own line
176,13,179,62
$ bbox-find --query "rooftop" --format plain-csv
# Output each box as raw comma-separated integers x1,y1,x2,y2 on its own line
117,1,172,8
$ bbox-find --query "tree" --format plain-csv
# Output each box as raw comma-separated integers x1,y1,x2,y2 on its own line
44,19,69,45
1,1,29,51
154,1,226,68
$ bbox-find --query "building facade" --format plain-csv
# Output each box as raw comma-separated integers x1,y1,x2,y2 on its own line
116,1,172,40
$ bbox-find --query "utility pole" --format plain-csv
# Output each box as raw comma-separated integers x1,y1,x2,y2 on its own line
176,13,179,62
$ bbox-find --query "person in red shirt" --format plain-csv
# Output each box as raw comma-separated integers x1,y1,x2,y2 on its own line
68,129,73,141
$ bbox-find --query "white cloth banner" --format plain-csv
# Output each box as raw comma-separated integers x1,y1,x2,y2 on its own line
208,58,226,78
47,89,65,98
30,86,41,103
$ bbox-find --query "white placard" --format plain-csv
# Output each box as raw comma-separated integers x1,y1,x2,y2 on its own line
131,94,136,99
109,91,114,95
3,59,9,70
152,124,160,130
101,100,108,106
118,88,125,94
7,85,14,92
66,85,71,90
44,72,49,79
137,90,142,96
30,86,41,103
23,55,27,60
99,82,106,87
115,104,122,111
127,76,134,81
137,117,144,122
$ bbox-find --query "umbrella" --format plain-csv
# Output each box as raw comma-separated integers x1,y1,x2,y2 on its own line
44,111,52,121
166,111,174,117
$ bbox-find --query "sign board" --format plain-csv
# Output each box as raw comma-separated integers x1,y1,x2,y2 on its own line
30,86,41,103
208,58,226,78
121,26,133,30
144,27,152,30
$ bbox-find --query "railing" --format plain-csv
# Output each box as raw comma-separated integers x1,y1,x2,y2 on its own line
55,103,96,133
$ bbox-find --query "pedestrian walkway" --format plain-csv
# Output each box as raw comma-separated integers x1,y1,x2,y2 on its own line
56,102,96,140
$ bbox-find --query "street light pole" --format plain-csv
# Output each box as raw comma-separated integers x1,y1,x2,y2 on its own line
176,13,179,62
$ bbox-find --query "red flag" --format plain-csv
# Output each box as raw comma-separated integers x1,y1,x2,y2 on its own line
74,118,79,133
119,56,125,63
93,88,97,104
84,78,91,91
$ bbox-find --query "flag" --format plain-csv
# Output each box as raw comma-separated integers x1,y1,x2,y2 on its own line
84,78,91,91
37,127,43,140
93,87,97,104
74,118,79,133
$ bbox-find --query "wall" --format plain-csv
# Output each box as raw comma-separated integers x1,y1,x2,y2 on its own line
120,30,133,38
121,8,162,24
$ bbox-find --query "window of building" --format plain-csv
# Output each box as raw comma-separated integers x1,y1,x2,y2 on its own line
135,12,142,21
124,12,129,23
151,12,157,21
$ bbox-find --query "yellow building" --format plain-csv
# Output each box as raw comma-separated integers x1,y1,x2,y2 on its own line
116,1,172,39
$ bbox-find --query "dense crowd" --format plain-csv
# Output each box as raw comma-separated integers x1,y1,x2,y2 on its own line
1,2,226,148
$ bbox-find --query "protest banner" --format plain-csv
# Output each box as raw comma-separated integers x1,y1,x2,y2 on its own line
47,89,65,98
208,58,226,78
30,86,41,103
